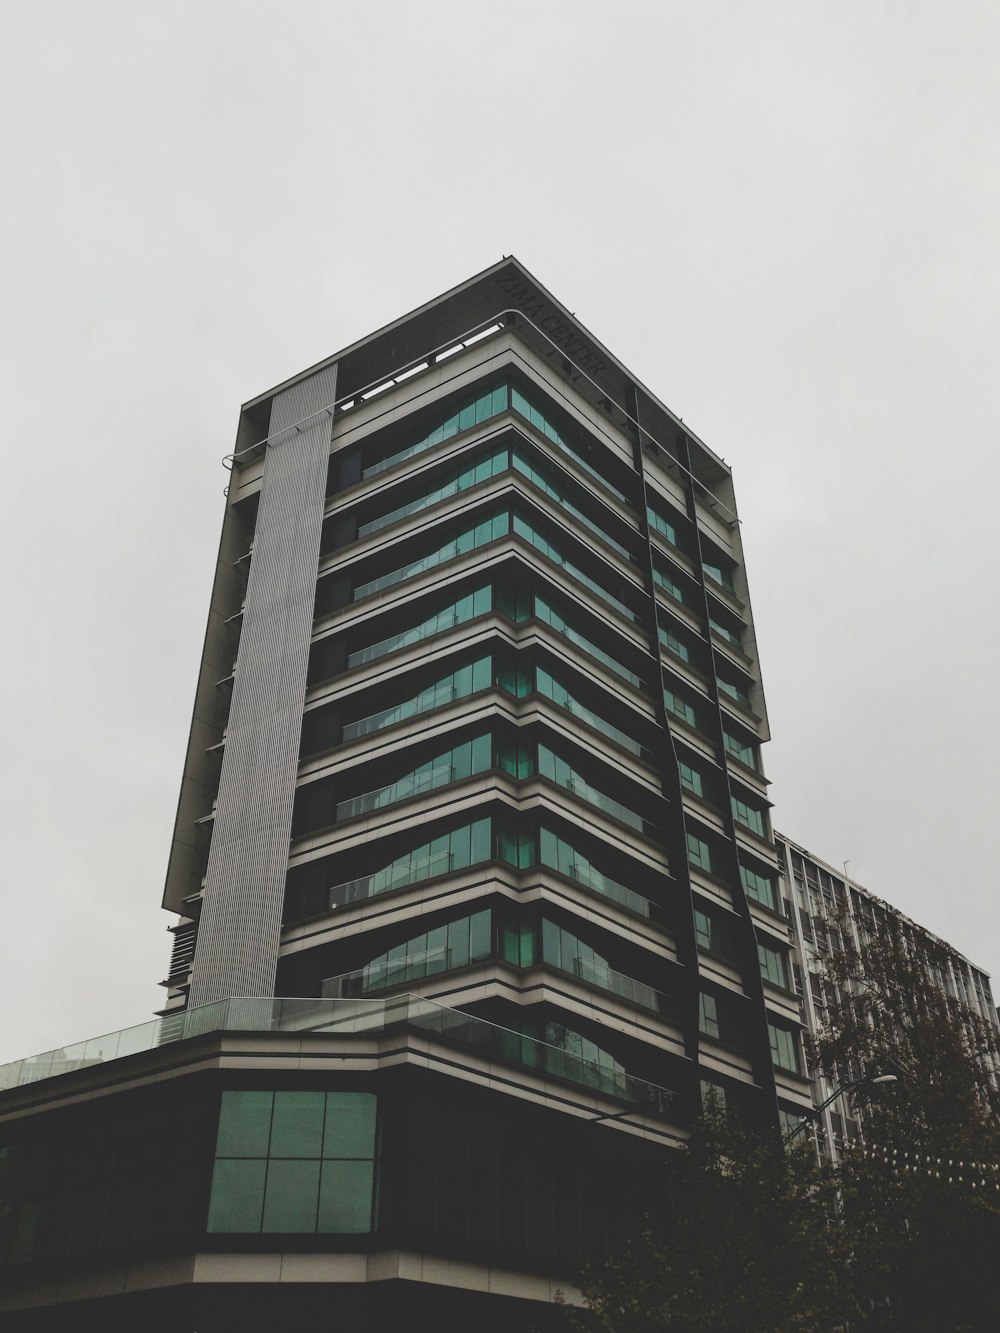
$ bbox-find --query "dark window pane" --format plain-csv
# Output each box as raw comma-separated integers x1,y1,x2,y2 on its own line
262,1159,320,1233
269,1092,325,1158
323,1092,377,1160
215,1091,273,1158
207,1158,266,1233
317,1159,375,1233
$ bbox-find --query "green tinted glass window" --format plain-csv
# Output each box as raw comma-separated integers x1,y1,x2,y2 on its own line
318,1160,375,1233
263,1159,320,1232
347,584,493,669
269,1092,325,1158
687,833,712,872
659,625,690,663
323,1092,377,1159
723,729,759,770
215,1091,273,1158
732,797,766,837
703,558,735,592
758,943,788,989
364,384,509,479
718,677,752,709
665,689,697,728
208,1092,378,1236
699,993,720,1039
678,761,703,797
511,386,627,502
740,864,777,911
646,504,679,548
653,560,688,606
769,1022,800,1072
207,1159,267,1233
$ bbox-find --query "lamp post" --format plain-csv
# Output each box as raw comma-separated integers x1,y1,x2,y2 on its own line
784,1069,899,1145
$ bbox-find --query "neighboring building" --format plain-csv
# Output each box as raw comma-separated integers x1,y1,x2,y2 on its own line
776,832,1000,1159
0,258,809,1327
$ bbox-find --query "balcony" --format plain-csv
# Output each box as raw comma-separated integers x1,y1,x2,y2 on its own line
0,995,678,1125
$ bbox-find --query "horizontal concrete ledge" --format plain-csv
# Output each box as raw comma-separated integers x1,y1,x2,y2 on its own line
0,1249,583,1312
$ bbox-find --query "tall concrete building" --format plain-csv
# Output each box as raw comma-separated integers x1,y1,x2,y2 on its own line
0,260,808,1327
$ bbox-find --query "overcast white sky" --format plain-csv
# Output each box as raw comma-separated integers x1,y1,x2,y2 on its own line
1,1,998,1064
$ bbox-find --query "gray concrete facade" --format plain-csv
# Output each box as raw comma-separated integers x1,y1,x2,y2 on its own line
188,363,338,1006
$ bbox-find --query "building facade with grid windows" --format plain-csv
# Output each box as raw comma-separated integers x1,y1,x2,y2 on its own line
0,260,810,1329
776,832,1000,1157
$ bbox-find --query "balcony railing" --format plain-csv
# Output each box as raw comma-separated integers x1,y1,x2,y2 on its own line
0,995,678,1122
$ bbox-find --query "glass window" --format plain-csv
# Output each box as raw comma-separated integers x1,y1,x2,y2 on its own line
658,625,691,663
323,1092,377,1159
699,993,720,1039
511,512,637,621
359,910,494,991
207,1092,378,1236
664,688,698,729
687,833,712,873
732,796,767,838
537,744,644,831
534,665,643,755
768,1022,800,1072
348,584,492,669
740,863,777,912
531,594,641,686
262,1159,320,1232
718,677,753,710
652,559,690,607
694,908,712,952
709,617,743,651
269,1091,325,1158
678,760,703,797
723,729,759,771
215,1090,273,1158
646,503,681,549
207,1159,267,1233
703,558,736,593
512,448,633,560
354,511,510,601
511,385,627,502
364,383,509,479
336,733,494,822
758,942,789,989
318,1160,375,1233
359,446,508,538
343,655,493,741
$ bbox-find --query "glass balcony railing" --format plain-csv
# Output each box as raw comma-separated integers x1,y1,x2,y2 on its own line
0,995,678,1122
321,949,675,1024
573,956,676,1018
566,860,658,919
334,763,458,822
327,849,454,910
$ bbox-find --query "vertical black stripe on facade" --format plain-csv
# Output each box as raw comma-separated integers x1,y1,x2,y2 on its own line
188,363,339,1008
669,431,781,1125
622,386,702,1120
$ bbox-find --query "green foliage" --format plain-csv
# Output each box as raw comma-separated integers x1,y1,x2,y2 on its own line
809,912,1000,1330
573,915,1000,1330
808,911,1000,1163
567,1106,854,1333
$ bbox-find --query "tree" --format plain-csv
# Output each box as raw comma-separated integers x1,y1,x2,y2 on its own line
811,909,1000,1331
809,908,1000,1163
564,1104,855,1333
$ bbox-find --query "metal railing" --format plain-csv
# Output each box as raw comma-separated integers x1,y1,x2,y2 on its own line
0,995,678,1122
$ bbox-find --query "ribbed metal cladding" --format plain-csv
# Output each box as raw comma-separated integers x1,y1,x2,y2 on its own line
188,364,338,1007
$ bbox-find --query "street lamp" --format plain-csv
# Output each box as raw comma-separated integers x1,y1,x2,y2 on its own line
783,1068,899,1145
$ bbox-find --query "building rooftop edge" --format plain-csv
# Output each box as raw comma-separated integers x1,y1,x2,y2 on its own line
238,255,733,478
774,829,991,980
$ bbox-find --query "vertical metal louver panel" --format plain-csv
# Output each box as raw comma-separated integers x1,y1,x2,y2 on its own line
188,364,338,1007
